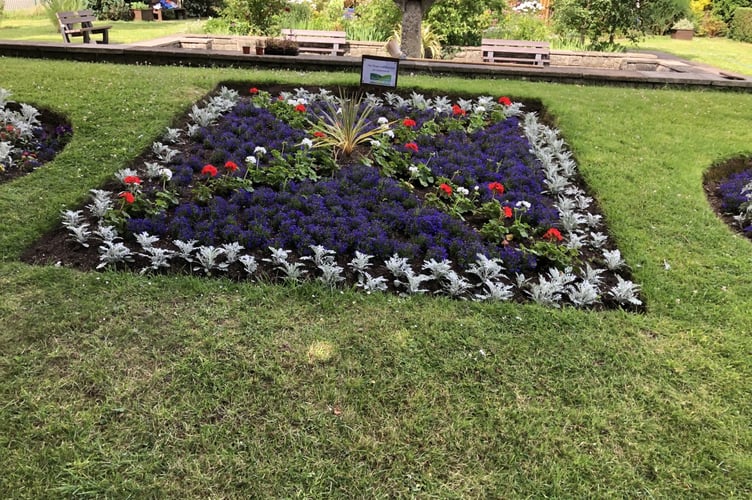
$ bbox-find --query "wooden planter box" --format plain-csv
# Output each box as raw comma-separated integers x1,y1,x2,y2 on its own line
131,9,154,21
671,29,693,40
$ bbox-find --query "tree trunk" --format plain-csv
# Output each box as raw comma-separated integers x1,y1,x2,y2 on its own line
393,0,436,59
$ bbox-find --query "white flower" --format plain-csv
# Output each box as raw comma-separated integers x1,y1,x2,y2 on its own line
515,200,531,210
370,139,381,147
377,116,388,125
253,146,266,156
383,130,394,138
475,105,486,113
456,187,469,196
159,168,173,181
301,138,313,148
408,166,419,174
246,156,257,166
474,185,480,191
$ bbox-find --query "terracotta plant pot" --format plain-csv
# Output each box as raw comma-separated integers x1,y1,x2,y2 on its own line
242,46,251,54
256,47,264,55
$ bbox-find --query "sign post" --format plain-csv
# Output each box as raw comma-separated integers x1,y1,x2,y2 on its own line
360,55,400,89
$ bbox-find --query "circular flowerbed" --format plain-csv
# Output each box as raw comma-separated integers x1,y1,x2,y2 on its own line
23,84,644,310
0,88,73,184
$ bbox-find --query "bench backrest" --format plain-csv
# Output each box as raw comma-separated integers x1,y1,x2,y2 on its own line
57,10,97,25
281,29,347,43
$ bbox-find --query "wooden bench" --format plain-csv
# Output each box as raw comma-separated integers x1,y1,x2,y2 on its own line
280,29,347,56
481,39,550,67
57,10,112,44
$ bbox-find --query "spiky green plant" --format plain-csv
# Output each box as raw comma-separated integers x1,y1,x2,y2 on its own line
308,93,395,158
41,0,87,31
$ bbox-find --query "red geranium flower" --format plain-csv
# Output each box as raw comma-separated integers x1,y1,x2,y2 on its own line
503,206,513,218
439,183,453,196
225,160,239,172
543,228,563,242
405,142,419,152
402,117,417,127
452,104,465,116
488,181,505,195
123,175,142,185
498,96,512,106
118,191,135,204
313,131,326,138
249,87,259,94
201,164,218,177
294,104,306,112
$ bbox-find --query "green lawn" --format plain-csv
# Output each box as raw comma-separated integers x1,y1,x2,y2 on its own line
0,14,203,44
1,58,751,497
635,35,752,76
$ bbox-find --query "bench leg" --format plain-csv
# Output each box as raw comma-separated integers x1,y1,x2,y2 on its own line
83,31,91,44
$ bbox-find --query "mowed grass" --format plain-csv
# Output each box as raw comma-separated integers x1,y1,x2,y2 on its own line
636,34,752,76
0,11,203,44
1,59,752,497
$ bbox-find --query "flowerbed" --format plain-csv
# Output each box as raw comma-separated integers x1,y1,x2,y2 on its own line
0,88,72,183
29,84,645,309
715,164,752,236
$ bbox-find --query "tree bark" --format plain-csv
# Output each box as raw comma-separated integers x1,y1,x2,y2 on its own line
393,0,436,59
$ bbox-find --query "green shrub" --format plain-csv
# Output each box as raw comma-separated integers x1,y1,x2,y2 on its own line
487,10,551,42
348,0,400,41
182,0,219,18
41,0,88,30
730,6,752,41
94,0,131,21
697,11,728,36
426,0,507,46
0,0,5,25
712,0,752,23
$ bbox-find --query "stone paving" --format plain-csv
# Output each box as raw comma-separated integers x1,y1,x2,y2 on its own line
1,37,750,91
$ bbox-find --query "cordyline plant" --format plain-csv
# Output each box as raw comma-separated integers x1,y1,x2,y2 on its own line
308,92,395,158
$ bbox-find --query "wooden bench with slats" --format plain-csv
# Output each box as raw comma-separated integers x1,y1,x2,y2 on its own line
481,39,550,67
280,29,347,56
57,9,112,44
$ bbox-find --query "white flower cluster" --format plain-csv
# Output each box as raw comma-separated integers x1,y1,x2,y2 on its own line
732,180,752,229
0,88,42,171
514,1,543,13
59,86,641,308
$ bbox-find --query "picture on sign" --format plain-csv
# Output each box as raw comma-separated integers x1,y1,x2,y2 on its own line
360,55,400,89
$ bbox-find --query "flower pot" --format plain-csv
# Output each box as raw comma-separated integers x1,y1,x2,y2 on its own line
256,47,264,55
242,45,251,54
671,29,693,40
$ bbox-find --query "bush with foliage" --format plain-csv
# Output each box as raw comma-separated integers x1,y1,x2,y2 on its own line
425,0,507,46
92,0,131,21
730,6,752,41
0,0,5,25
697,11,728,36
712,0,752,23
553,0,688,49
348,0,401,41
41,0,88,29
486,2,550,42
219,0,286,36
182,0,219,18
